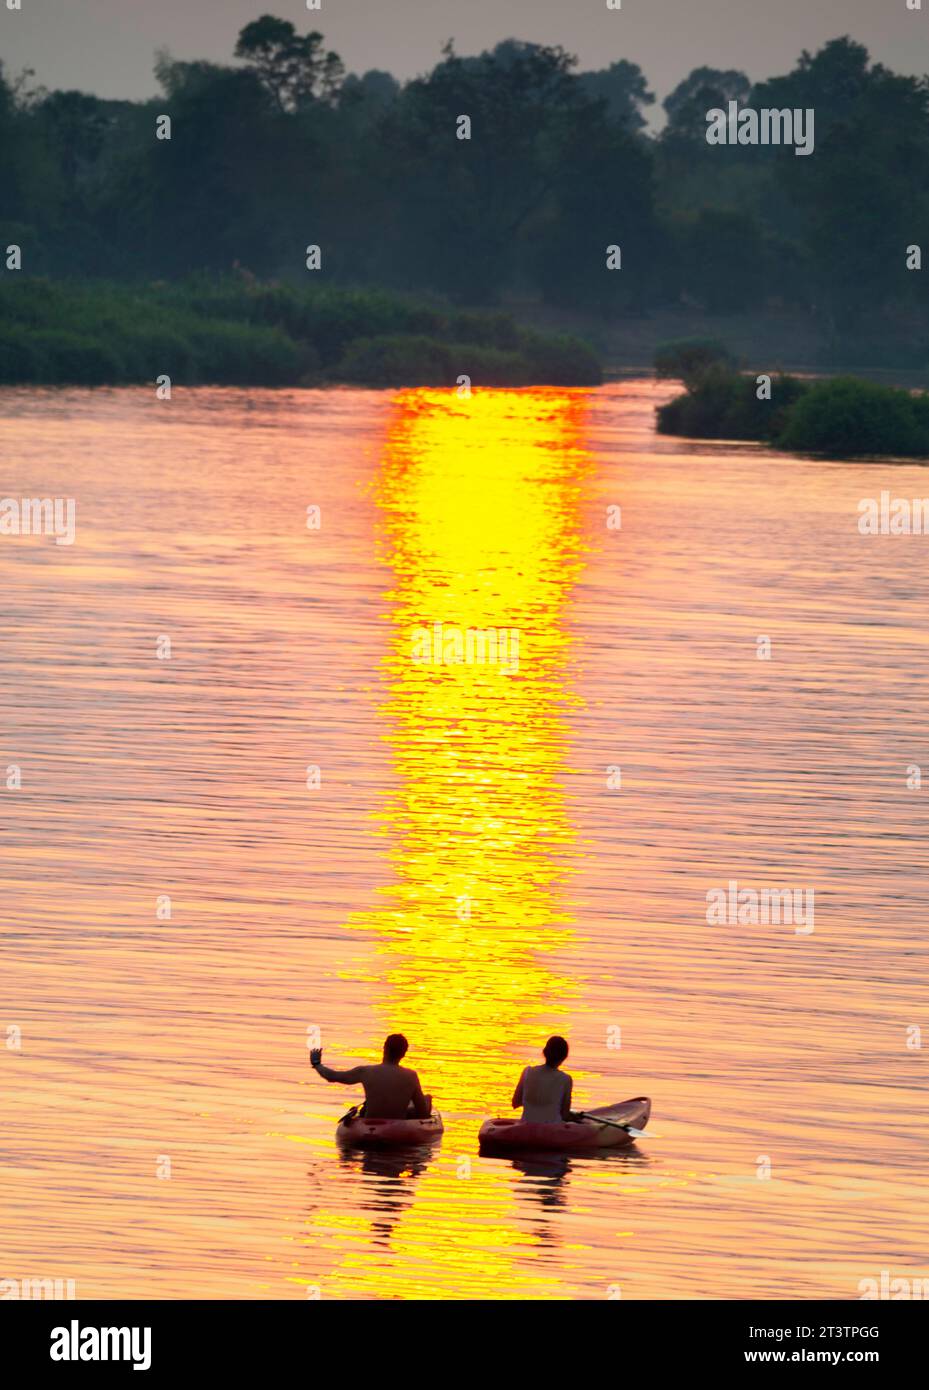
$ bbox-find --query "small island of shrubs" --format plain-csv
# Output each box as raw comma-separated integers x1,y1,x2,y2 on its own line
655,340,929,459
0,276,603,389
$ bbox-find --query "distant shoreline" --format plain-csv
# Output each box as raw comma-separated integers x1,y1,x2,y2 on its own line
3,280,927,459
3,276,926,397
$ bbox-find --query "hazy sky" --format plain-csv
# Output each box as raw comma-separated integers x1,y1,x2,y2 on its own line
1,0,926,120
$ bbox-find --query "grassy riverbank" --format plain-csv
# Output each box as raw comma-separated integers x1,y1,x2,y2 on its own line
0,277,603,388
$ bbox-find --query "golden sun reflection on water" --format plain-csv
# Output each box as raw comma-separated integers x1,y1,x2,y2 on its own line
304,388,595,1298
4,382,926,1302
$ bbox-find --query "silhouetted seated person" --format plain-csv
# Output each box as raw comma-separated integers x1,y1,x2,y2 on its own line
512,1035,577,1123
310,1033,432,1119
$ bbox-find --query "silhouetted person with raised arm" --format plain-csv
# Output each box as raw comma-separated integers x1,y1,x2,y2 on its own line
310,1033,432,1119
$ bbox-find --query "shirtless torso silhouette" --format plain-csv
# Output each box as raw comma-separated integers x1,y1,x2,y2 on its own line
310,1034,432,1120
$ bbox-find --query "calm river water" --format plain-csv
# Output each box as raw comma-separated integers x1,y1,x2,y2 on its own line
1,381,926,1299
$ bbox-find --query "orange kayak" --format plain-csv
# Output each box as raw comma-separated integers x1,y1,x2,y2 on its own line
336,1109,444,1148
479,1097,650,1154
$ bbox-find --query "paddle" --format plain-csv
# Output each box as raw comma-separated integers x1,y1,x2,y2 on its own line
577,1111,653,1139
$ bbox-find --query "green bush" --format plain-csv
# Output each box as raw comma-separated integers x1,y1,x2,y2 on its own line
723,372,809,441
657,364,929,459
116,326,196,382
0,324,46,382
185,320,312,385
460,345,531,386
29,329,123,385
337,334,455,385
162,280,442,367
657,368,808,441
776,377,929,457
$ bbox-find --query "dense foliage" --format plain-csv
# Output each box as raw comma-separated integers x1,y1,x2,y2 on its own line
777,377,929,457
1,22,928,365
0,275,601,385
657,363,929,458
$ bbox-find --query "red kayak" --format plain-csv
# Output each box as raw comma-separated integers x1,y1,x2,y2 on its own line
336,1108,444,1149
478,1097,650,1154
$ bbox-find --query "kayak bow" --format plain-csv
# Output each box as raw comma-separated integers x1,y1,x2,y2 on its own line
478,1097,650,1154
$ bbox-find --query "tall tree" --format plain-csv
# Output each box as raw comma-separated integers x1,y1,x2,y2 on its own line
752,39,929,331
662,66,751,142
578,59,655,132
376,40,586,301
234,15,344,112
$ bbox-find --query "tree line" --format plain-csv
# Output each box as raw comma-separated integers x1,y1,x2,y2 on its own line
2,17,928,352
